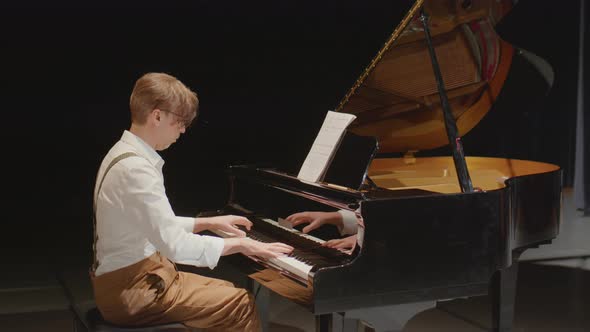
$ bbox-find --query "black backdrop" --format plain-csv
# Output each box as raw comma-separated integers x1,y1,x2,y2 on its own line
0,0,580,266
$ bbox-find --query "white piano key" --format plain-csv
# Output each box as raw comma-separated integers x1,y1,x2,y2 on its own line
267,255,313,281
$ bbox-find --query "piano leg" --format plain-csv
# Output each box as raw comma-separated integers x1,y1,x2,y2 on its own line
490,252,521,332
316,313,360,332
335,313,360,332
316,314,334,332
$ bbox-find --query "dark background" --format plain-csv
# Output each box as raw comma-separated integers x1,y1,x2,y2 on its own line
0,0,582,267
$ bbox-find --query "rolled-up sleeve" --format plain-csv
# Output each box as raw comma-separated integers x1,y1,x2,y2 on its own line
175,216,197,233
122,163,224,269
337,209,359,236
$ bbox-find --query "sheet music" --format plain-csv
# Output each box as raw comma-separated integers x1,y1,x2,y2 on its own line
297,111,356,182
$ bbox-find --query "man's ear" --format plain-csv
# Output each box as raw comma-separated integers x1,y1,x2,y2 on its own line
151,109,162,126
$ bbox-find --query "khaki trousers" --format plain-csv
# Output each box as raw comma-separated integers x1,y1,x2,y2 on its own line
91,253,261,331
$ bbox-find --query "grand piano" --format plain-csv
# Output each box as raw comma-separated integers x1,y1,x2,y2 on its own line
203,0,562,331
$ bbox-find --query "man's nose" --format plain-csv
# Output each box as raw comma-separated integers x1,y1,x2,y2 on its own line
179,126,186,134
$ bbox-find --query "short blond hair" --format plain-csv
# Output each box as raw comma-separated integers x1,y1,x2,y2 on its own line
129,72,199,126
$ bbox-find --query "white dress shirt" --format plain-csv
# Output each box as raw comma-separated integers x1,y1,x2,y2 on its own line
94,130,225,276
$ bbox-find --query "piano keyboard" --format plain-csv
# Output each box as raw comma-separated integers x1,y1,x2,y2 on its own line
211,217,350,282
266,218,325,245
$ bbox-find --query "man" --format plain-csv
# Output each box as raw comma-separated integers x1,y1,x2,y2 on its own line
92,72,293,331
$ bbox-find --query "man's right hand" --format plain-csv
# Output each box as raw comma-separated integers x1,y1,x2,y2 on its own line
222,237,293,259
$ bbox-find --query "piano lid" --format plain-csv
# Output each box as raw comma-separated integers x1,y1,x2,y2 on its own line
336,0,516,153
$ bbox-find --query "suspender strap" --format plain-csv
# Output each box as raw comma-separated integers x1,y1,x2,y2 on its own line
92,152,138,272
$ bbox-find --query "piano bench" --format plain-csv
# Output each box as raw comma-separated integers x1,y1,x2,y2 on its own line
72,303,193,332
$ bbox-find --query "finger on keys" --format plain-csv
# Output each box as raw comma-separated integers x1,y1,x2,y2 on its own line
291,216,313,228
233,216,252,230
302,222,320,234
286,212,308,222
285,213,299,221
323,239,341,248
226,225,246,238
273,242,294,253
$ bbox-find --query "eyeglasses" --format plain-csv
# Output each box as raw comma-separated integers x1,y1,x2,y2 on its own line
160,109,196,129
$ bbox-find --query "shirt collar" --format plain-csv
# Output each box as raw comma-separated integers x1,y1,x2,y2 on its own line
120,130,165,170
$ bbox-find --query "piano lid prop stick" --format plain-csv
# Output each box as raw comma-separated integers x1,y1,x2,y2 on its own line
419,8,474,193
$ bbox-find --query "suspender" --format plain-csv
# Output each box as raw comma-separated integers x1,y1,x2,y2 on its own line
92,152,139,272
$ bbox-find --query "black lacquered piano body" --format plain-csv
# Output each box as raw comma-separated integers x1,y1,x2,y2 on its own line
222,157,561,315
204,0,564,329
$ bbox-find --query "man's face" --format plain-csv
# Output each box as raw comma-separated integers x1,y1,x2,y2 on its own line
155,111,187,151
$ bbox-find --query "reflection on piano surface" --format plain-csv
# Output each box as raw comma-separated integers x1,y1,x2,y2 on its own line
204,1,562,331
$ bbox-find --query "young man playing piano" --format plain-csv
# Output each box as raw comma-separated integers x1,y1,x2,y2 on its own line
285,210,362,250
92,72,293,331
